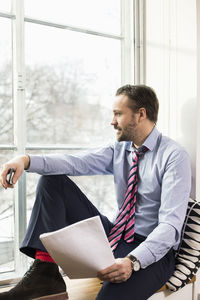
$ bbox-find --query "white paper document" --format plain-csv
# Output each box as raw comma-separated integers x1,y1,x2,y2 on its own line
40,216,115,279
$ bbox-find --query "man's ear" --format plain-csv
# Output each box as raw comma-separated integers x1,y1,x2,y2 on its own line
138,107,146,121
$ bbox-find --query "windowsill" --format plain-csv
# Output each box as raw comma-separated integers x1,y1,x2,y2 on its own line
0,274,20,288
0,267,67,287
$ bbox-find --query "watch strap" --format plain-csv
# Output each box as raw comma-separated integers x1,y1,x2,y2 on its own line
127,254,141,271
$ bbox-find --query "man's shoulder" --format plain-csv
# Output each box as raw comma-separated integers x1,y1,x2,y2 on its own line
159,134,185,150
158,134,189,161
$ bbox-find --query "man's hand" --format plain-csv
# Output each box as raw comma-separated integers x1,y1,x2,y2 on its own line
0,155,30,189
97,258,132,283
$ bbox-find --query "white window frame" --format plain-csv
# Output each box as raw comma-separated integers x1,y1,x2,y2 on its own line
133,0,146,84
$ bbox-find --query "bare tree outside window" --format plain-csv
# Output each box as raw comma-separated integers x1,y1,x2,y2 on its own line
26,62,115,145
0,63,12,143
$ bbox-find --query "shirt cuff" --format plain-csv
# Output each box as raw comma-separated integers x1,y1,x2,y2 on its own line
129,242,155,269
26,155,45,173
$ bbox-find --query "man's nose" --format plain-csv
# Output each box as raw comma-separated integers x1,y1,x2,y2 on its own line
111,117,117,126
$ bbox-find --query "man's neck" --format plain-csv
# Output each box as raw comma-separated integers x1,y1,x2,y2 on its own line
133,124,155,149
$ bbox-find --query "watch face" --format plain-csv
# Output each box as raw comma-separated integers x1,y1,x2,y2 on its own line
133,260,140,271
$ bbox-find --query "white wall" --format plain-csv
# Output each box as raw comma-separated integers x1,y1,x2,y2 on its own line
196,0,200,201
145,0,197,199
193,1,200,299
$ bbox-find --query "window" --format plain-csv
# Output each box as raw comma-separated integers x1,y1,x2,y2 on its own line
0,151,15,274
0,0,11,12
25,0,120,35
0,18,12,144
0,15,14,275
0,0,134,280
25,23,120,145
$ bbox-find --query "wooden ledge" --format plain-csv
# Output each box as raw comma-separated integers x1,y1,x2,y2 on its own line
1,275,196,300
66,278,102,300
65,275,196,300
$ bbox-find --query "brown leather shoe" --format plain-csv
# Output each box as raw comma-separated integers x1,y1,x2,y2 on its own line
0,259,68,300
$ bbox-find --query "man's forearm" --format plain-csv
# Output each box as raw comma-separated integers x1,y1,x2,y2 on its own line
23,155,30,170
130,224,176,269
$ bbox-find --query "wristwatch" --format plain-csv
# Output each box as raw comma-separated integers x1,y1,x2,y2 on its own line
127,254,141,272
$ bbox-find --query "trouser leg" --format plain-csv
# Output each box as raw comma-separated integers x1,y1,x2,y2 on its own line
96,237,175,300
20,175,113,258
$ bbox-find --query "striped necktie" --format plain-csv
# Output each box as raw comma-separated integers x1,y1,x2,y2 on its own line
108,146,148,251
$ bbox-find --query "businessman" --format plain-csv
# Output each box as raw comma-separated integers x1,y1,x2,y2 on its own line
0,84,191,300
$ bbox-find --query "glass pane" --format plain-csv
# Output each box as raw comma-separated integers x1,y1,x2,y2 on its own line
0,150,15,274
25,0,121,35
0,18,13,144
0,0,11,12
26,149,117,224
25,23,121,146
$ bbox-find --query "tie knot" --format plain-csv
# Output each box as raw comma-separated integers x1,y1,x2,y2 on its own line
139,145,149,155
133,146,148,162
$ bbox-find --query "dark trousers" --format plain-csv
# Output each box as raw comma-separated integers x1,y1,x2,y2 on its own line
20,175,175,300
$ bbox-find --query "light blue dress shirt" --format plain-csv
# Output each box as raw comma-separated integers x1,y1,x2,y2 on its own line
27,127,191,269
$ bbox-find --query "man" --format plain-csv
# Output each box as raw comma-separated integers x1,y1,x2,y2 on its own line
0,85,191,300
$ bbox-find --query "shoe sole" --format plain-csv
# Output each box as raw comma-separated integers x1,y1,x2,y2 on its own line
33,292,68,300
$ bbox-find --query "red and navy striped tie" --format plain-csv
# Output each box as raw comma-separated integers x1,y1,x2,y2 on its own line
108,146,148,251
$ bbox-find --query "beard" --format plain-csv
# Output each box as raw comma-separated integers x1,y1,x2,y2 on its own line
116,123,137,142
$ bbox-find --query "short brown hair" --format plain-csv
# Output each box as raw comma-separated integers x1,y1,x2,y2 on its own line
116,84,159,123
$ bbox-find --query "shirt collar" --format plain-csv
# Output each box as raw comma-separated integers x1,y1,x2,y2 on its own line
125,126,160,152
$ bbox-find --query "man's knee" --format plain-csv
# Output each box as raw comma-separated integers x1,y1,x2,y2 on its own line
35,175,71,204
37,174,68,190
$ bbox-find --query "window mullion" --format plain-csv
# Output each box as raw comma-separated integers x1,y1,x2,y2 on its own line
121,0,134,85
134,0,146,84
12,0,27,276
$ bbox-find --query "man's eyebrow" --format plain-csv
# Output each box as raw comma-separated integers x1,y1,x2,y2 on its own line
113,109,122,112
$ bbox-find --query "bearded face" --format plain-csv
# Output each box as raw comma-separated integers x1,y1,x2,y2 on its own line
111,95,139,143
